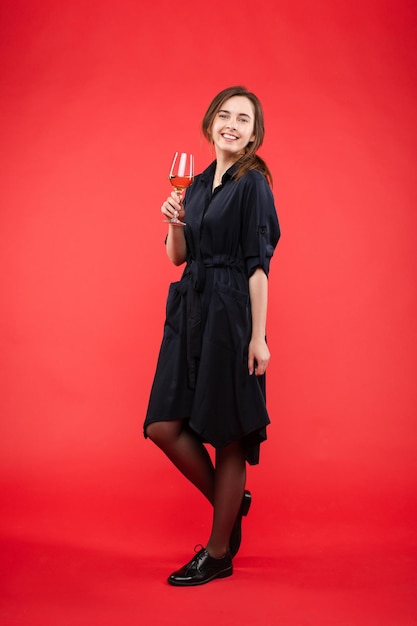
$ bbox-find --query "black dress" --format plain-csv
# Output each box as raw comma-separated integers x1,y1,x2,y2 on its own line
144,161,280,465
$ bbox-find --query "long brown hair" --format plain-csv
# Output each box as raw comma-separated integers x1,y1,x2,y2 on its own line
201,86,272,186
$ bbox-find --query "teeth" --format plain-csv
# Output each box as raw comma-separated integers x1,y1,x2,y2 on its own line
223,134,237,140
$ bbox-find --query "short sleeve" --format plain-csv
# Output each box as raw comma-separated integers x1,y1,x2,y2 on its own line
240,171,280,278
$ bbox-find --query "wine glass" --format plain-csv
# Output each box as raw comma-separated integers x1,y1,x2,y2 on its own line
164,151,194,225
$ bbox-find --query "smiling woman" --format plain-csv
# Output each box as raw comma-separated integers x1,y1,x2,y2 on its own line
144,85,280,586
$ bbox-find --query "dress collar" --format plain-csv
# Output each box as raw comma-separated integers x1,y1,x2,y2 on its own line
200,161,238,185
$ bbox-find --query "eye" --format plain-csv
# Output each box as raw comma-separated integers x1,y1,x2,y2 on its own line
218,113,228,119
238,117,249,123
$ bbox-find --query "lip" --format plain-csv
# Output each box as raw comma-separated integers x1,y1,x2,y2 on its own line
221,133,238,141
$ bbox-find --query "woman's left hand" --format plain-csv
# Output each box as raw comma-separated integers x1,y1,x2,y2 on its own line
248,337,270,376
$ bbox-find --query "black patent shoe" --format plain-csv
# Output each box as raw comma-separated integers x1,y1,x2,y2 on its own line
230,490,252,557
168,547,233,587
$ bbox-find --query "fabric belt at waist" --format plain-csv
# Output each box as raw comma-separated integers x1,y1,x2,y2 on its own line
182,257,245,388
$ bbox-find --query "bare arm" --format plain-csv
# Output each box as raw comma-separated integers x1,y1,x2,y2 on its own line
161,191,187,265
248,267,270,376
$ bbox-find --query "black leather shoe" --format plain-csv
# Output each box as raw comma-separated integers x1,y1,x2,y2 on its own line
229,490,252,557
168,547,233,587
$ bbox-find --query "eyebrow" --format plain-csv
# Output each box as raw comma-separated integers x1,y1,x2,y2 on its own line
219,109,252,119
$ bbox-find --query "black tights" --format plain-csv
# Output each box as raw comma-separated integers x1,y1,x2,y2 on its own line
146,419,246,558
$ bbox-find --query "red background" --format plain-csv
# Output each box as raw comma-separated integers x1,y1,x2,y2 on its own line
1,1,416,624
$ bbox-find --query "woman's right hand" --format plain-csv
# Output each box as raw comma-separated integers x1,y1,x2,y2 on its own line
163,191,187,265
161,191,185,223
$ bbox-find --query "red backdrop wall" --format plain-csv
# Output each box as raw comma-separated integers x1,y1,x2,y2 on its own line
1,0,416,556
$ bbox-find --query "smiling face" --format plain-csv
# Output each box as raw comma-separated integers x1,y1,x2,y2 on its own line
209,95,256,160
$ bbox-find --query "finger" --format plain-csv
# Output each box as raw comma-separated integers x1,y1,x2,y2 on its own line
161,197,180,218
171,190,183,203
255,359,269,376
168,199,182,215
248,355,255,376
161,202,173,218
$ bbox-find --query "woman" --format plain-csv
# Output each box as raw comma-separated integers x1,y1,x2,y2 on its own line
144,86,280,586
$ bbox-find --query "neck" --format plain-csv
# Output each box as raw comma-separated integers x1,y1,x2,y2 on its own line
213,154,238,185
215,152,238,174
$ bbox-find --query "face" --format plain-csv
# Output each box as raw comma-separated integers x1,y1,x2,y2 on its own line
210,96,256,159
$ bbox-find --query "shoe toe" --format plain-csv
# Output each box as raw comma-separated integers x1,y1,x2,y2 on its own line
168,548,233,587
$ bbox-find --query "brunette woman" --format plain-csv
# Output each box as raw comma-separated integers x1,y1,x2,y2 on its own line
144,86,280,586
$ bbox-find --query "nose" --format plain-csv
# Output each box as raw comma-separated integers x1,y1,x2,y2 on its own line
226,118,237,130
